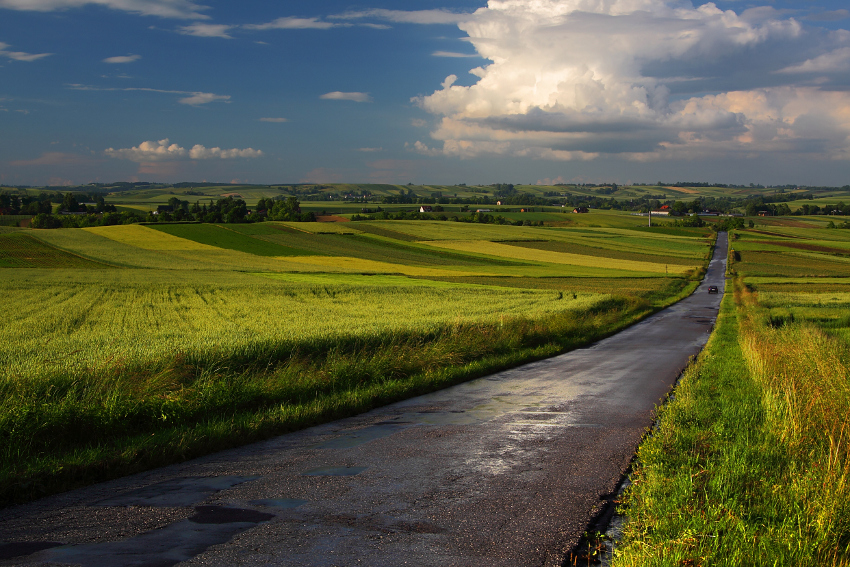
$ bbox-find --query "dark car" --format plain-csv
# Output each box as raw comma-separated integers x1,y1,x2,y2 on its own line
708,285,719,294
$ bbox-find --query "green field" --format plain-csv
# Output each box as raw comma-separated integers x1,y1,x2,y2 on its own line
0,220,711,505
616,224,850,565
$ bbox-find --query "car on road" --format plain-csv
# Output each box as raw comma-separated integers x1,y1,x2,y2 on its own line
708,285,719,293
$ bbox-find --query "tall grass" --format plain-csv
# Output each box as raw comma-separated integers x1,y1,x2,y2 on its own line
615,278,850,566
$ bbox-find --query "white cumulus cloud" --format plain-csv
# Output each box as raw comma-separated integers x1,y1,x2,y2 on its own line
778,47,850,74
102,54,141,63
320,91,372,102
105,138,262,161
244,17,337,30
188,145,263,159
0,41,50,61
410,0,850,162
0,0,209,19
178,22,233,38
178,91,229,105
104,139,187,161
330,9,472,25
433,51,479,58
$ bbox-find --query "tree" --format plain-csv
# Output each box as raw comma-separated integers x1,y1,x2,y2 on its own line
60,192,82,213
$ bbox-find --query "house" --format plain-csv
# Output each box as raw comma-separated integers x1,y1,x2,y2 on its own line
520,208,532,213
758,210,772,217
419,206,433,213
496,201,502,206
476,209,492,213
573,207,589,213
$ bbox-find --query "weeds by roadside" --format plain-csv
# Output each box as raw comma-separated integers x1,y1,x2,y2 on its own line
615,277,850,566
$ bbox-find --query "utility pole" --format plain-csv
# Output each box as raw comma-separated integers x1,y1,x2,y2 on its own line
648,209,651,227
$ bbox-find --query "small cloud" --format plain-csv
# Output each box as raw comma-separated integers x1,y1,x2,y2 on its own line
102,54,141,63
0,41,51,62
178,23,233,38
320,91,372,102
105,139,187,162
67,83,230,106
805,9,849,22
330,9,472,25
15,109,29,114
411,119,427,127
189,145,263,159
358,147,382,152
778,47,850,74
259,117,288,122
178,92,230,105
104,138,263,162
244,17,338,30
0,0,211,20
432,51,477,58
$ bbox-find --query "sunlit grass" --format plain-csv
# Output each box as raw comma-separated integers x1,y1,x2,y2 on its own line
617,225,850,566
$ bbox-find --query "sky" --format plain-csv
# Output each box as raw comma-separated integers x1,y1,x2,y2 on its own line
2,0,850,187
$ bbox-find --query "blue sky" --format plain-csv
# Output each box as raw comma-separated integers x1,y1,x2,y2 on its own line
2,0,850,187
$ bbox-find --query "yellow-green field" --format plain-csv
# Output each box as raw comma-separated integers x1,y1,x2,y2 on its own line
0,220,712,505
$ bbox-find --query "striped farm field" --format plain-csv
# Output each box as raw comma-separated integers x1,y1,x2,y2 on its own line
276,254,500,277
422,239,697,275
149,223,314,256
85,224,218,250
0,232,106,269
0,218,716,505
279,221,362,234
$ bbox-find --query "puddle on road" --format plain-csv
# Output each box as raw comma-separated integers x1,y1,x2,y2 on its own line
95,476,259,507
0,542,63,561
314,423,410,449
23,506,275,567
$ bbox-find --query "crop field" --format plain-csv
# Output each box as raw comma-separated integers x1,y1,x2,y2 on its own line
0,232,107,269
0,220,713,504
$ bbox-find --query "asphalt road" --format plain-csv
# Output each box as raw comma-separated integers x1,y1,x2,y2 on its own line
0,232,728,567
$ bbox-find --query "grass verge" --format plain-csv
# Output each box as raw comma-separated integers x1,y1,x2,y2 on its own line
615,277,850,566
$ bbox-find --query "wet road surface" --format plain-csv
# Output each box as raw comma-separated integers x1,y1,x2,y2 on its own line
0,233,728,567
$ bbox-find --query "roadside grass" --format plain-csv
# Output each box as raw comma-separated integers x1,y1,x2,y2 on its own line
617,226,850,566
616,280,850,566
